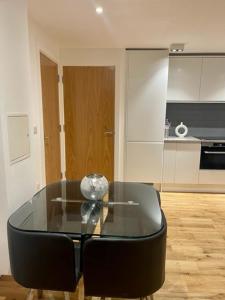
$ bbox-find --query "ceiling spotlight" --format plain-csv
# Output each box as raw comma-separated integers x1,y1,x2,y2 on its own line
96,6,103,14
170,43,185,53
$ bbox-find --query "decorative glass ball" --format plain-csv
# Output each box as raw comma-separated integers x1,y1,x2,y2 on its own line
80,174,109,201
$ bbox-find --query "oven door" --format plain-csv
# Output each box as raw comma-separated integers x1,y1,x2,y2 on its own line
200,145,225,170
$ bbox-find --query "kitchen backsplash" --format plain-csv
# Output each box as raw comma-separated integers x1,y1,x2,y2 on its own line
166,103,225,137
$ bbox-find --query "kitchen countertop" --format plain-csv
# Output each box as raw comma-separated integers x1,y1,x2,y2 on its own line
164,136,201,143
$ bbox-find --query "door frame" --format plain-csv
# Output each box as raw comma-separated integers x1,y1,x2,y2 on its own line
38,49,65,186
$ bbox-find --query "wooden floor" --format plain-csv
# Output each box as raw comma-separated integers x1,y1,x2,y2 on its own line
157,192,225,300
1,192,225,300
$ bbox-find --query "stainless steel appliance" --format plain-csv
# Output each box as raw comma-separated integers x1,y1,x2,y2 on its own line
199,137,225,170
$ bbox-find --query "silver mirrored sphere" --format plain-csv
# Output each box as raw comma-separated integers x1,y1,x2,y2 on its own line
80,174,109,201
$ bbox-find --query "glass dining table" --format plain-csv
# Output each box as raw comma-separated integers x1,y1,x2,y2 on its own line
8,181,163,240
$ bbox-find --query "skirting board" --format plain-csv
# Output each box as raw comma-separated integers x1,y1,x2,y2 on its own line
161,183,225,193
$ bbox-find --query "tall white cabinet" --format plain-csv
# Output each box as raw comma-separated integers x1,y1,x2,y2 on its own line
125,50,169,182
126,142,164,183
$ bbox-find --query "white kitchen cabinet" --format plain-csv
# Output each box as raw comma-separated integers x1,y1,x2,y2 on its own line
163,142,201,184
126,142,163,183
175,143,201,184
199,170,225,184
167,57,202,101
126,50,169,142
163,142,176,183
200,57,225,101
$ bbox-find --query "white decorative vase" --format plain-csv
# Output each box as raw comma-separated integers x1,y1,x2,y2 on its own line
175,122,188,138
80,174,109,201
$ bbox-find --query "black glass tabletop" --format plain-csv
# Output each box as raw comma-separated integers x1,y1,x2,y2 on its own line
8,181,163,238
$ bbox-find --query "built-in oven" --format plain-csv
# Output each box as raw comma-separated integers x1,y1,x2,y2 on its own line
200,142,225,170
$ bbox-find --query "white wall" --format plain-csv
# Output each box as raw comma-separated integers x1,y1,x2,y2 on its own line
0,125,9,274
0,0,35,214
0,1,60,275
0,0,35,274
60,48,126,180
0,4,9,271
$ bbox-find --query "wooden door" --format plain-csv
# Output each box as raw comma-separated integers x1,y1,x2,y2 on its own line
63,66,115,181
40,53,61,184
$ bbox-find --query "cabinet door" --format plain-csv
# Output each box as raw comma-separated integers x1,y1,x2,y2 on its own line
175,143,201,184
163,142,176,183
126,142,163,183
167,57,202,101
200,57,225,101
126,50,169,142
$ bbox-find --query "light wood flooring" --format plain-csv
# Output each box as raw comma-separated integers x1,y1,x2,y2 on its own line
1,192,225,300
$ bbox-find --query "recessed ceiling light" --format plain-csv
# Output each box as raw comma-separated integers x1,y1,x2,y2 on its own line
96,6,103,14
170,43,185,53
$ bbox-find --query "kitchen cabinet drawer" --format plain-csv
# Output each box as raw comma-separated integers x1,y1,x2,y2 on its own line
163,142,201,184
167,57,202,101
126,50,169,141
126,142,163,183
200,57,225,101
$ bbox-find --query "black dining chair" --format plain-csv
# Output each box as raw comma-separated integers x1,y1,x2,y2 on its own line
7,222,81,299
82,211,167,300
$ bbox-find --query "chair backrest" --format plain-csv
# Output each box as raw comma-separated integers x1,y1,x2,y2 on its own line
83,212,167,298
7,222,77,292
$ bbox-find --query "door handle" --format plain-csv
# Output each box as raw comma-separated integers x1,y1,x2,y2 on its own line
104,131,114,136
44,136,49,144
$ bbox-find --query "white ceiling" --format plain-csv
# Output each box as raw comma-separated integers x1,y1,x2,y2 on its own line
28,0,225,51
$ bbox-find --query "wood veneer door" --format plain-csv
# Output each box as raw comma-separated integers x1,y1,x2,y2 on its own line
63,66,115,181
40,53,61,184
